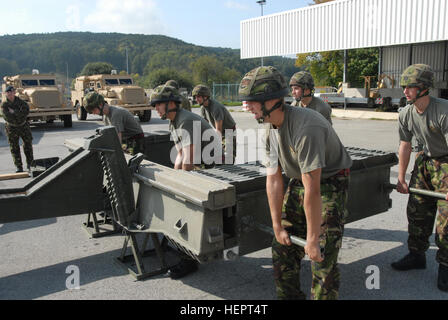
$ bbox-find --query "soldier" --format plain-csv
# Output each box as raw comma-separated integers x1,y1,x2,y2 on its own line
1,86,34,172
239,66,352,300
83,92,144,155
150,84,220,278
392,64,448,292
289,71,332,124
192,84,237,164
165,80,191,111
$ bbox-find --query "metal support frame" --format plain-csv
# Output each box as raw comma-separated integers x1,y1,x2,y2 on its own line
114,231,173,281
82,212,121,238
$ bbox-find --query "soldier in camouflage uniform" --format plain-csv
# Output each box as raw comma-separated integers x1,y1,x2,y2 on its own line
289,71,332,124
193,84,237,164
165,80,191,111
392,64,448,292
239,66,352,300
1,86,34,172
83,92,144,155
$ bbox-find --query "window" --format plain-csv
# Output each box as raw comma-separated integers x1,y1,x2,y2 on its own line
119,79,133,85
39,79,56,86
97,82,101,89
105,79,119,85
21,80,38,86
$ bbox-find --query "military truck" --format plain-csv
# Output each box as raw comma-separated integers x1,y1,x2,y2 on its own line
2,72,74,127
71,73,152,122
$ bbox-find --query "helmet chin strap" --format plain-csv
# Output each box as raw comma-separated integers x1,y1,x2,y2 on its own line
258,100,284,124
407,87,429,105
294,86,313,103
161,102,179,120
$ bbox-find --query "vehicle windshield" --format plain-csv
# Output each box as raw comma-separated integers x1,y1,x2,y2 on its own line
39,79,56,86
119,79,133,85
105,79,119,85
21,80,39,86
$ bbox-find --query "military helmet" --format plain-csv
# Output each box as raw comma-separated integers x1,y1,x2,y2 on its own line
165,80,179,89
289,71,315,89
149,85,181,106
400,64,434,89
83,92,105,112
238,66,289,102
192,84,211,97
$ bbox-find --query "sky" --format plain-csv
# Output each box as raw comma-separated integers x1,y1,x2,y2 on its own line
0,0,310,49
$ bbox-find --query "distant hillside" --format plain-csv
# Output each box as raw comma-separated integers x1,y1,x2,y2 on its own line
0,32,297,89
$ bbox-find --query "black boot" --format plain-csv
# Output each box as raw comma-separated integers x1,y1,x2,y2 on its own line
168,258,198,279
391,252,426,271
16,166,23,173
438,264,448,292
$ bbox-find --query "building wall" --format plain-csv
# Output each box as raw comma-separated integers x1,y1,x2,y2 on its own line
241,0,448,59
382,41,448,89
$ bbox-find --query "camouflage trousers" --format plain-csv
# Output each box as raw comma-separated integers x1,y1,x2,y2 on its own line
407,153,448,266
5,123,34,169
272,172,349,300
122,136,144,156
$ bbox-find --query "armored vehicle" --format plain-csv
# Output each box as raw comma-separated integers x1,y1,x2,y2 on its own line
2,72,74,127
71,73,152,122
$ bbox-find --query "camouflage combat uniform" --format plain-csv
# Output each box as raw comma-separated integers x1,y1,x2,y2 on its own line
273,171,349,299
1,96,34,170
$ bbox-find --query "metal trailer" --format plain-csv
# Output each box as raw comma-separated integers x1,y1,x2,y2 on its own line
0,127,400,280
315,92,404,110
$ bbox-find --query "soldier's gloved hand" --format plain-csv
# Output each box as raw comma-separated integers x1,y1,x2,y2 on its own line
397,179,409,194
305,240,324,263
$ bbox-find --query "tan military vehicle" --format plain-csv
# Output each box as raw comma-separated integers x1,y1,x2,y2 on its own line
2,71,74,127
71,72,152,122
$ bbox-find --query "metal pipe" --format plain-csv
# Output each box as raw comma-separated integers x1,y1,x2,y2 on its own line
385,183,446,200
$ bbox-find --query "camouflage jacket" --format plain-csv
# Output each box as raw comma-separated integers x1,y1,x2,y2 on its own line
1,97,29,126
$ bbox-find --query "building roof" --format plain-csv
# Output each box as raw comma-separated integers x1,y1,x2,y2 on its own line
240,0,448,59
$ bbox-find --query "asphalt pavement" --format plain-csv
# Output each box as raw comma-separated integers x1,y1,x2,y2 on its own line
0,107,445,300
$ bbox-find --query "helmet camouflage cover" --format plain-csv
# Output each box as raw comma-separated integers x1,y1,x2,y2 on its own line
289,71,315,89
165,80,179,89
83,92,105,112
192,84,211,97
238,66,289,102
400,64,434,88
149,85,181,106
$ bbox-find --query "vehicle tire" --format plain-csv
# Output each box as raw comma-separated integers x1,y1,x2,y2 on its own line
367,97,375,109
63,114,73,128
139,110,152,122
76,103,87,121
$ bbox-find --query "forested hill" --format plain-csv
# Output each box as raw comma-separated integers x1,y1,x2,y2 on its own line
0,32,297,88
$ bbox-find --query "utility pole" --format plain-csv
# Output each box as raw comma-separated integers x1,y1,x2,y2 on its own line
256,0,266,67
126,47,129,74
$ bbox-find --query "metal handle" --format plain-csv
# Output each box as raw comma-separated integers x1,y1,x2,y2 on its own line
385,183,446,200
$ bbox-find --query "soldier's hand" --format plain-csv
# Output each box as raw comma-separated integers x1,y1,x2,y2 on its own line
274,226,292,246
305,240,324,263
8,108,14,114
397,179,409,194
446,192,448,201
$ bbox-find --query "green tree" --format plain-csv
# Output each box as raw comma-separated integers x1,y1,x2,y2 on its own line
80,62,115,76
190,55,223,87
0,58,19,78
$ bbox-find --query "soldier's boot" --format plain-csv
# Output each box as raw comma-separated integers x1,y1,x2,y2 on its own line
16,166,23,173
437,264,448,292
168,258,198,279
391,251,426,271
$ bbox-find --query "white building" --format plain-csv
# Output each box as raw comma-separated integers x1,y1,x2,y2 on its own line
241,0,448,98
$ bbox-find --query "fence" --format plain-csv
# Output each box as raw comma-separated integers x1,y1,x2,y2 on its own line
212,83,240,103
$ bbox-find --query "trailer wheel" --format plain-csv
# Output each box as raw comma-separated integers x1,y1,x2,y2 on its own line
76,103,87,121
63,114,73,128
139,110,152,122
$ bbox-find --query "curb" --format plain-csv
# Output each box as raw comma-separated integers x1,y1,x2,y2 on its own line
332,109,398,120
